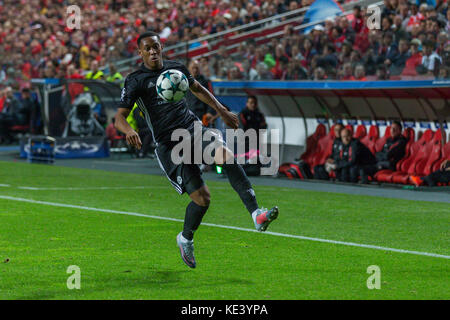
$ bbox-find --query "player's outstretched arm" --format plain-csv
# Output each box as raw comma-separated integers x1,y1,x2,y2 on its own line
189,80,239,129
114,108,142,150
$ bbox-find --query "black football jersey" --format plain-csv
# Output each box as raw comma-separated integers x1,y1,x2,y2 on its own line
117,60,198,144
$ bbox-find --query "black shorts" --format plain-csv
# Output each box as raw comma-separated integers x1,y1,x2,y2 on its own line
155,122,226,194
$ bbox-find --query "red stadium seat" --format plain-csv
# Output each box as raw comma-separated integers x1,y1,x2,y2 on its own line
360,125,379,154
413,129,444,178
353,124,367,140
301,123,327,165
431,141,450,172
310,125,336,170
391,129,435,184
396,127,416,168
374,126,391,153
375,127,416,183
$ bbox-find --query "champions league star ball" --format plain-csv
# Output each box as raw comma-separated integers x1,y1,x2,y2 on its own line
156,69,189,102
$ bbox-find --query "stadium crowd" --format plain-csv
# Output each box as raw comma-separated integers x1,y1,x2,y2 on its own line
205,0,450,81
0,0,316,88
1,0,449,89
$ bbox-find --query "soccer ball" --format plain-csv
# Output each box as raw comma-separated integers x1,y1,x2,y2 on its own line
156,69,189,102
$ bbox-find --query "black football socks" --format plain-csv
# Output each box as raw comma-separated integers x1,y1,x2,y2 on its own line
223,163,259,215
182,201,209,241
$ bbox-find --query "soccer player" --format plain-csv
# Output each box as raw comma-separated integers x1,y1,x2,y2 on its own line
114,31,279,269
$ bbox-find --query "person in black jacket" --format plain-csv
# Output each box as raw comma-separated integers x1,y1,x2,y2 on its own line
0,87,23,143
20,88,37,130
328,128,376,182
360,121,407,183
239,95,267,153
313,123,343,180
239,96,267,132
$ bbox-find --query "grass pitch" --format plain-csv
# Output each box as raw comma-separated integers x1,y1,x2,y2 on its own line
0,161,448,299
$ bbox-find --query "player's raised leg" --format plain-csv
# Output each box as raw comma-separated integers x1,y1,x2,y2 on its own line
214,145,279,232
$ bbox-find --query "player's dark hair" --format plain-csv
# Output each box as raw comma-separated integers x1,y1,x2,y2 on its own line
248,95,258,106
392,120,402,130
137,31,160,48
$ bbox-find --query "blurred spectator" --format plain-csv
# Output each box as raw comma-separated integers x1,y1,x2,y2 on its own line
0,68,6,83
249,62,273,80
313,123,343,180
239,95,267,152
20,88,38,133
239,96,267,132
352,5,364,34
85,60,104,80
313,67,327,80
437,66,449,79
340,62,355,80
317,44,338,72
402,38,423,76
388,38,411,75
376,65,390,80
419,40,443,76
0,87,21,143
185,59,214,122
377,32,398,65
354,64,367,81
359,121,407,183
106,64,124,83
392,15,409,41
327,128,376,183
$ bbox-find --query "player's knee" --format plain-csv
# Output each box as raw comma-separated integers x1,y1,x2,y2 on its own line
190,188,211,207
196,193,210,207
214,146,233,165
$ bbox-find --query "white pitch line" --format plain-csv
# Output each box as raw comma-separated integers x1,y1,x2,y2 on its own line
0,195,448,260
0,184,10,187
17,186,153,191
15,185,274,191
16,185,226,191
93,160,150,166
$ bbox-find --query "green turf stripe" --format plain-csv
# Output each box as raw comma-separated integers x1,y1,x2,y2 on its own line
1,194,449,260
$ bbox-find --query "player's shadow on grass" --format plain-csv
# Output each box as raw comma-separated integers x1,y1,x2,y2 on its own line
14,270,254,299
